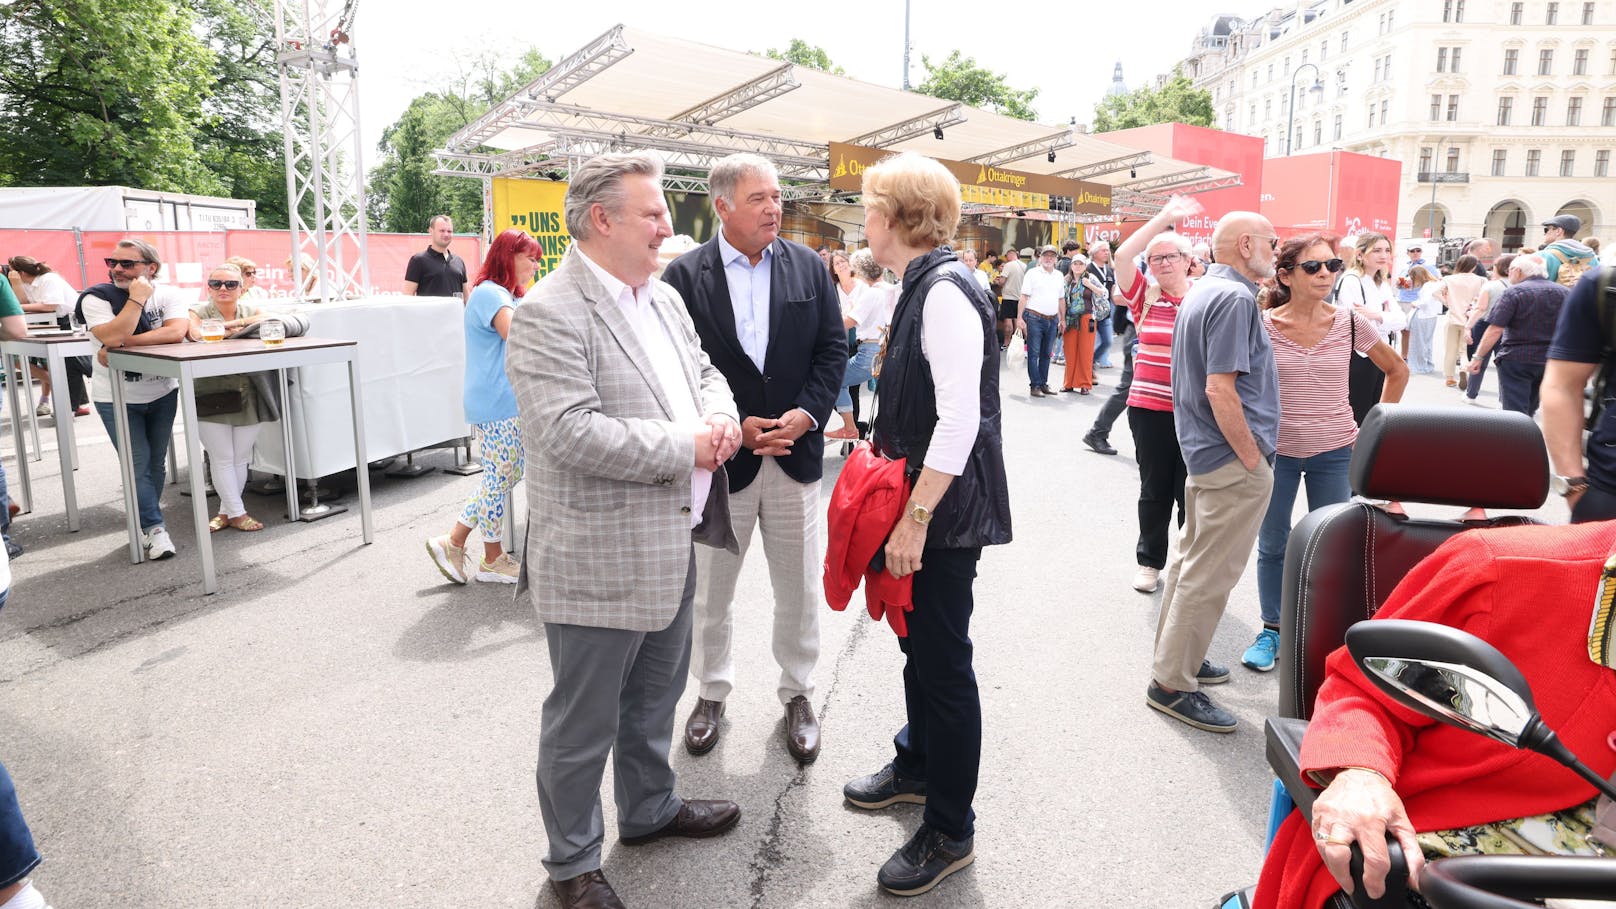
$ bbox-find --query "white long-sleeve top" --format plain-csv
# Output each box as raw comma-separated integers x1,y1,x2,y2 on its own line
1335,271,1407,336
913,280,984,476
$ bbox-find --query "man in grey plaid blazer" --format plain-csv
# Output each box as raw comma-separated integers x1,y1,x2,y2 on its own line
507,152,745,909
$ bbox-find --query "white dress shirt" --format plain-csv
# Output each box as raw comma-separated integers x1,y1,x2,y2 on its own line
576,249,712,527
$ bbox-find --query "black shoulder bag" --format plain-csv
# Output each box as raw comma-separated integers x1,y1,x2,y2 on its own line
1346,298,1384,426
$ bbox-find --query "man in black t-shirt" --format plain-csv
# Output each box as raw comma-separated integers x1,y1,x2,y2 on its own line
403,214,470,298
1543,266,1616,520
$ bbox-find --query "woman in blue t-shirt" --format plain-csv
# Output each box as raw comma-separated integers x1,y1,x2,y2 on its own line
426,229,542,585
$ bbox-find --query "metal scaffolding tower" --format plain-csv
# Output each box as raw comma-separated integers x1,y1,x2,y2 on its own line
274,0,370,302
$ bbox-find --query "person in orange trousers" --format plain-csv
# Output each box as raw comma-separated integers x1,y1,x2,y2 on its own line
1060,259,1101,394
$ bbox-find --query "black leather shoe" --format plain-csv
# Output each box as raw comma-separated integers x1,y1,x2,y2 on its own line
1039,385,1056,396
1082,430,1117,456
844,762,927,809
784,695,820,763
683,697,723,755
877,823,975,896
619,798,741,845
551,870,626,909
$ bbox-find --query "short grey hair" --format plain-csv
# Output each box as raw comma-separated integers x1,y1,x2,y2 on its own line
850,247,883,282
564,152,665,241
709,153,778,208
1511,253,1547,279
116,238,161,275
1146,234,1193,257
1090,240,1111,253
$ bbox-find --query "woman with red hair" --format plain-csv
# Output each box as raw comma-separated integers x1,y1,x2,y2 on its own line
426,228,542,585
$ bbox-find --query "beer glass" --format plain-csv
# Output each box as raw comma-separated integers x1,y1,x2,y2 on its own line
260,318,285,347
200,319,226,342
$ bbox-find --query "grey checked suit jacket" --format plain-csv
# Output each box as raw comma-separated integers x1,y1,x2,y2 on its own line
507,248,740,633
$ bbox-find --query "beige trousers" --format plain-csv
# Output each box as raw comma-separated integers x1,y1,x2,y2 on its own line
1442,321,1468,382
1152,457,1275,691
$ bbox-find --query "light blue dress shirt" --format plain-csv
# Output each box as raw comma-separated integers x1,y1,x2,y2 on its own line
717,229,772,373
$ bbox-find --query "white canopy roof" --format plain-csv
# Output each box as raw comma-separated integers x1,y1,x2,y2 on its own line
436,26,1240,217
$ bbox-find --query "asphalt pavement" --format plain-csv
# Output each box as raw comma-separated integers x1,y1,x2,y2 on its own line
0,355,1563,908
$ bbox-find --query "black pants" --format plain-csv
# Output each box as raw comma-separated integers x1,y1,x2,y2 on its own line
1494,358,1544,416
892,546,982,841
1089,331,1137,438
1572,483,1616,523
1465,319,1492,399
1128,406,1187,570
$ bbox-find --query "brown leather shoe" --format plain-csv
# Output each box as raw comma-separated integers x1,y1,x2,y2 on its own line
618,798,741,845
550,870,626,909
784,695,820,763
683,697,724,755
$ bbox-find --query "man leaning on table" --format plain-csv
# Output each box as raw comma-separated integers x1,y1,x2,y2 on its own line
81,239,189,561
506,151,745,909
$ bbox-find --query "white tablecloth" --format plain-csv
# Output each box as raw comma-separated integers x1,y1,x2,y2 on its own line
248,295,468,478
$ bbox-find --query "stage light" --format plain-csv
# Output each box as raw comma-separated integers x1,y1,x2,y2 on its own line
1130,167,1137,178
1048,150,1057,163
934,126,944,140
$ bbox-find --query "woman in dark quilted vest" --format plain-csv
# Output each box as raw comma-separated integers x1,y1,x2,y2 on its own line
837,151,1010,899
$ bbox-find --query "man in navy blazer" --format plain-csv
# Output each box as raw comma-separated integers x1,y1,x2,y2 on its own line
661,152,847,764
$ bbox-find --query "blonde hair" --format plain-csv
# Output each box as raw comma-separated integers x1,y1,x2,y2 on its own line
861,152,960,250
226,256,257,274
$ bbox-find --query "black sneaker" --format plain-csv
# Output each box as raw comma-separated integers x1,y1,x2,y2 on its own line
877,823,975,896
1082,430,1117,456
1196,660,1231,686
4,538,21,559
1146,682,1237,733
843,762,927,809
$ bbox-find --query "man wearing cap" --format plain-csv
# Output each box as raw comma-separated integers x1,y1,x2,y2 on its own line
1540,215,1600,286
996,247,1027,350
1018,246,1065,397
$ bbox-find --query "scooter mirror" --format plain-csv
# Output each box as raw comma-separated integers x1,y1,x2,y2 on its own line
1345,620,1538,748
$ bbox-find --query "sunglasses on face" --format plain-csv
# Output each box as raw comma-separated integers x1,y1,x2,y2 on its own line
1245,234,1280,251
207,279,242,290
104,257,149,269
1289,258,1346,275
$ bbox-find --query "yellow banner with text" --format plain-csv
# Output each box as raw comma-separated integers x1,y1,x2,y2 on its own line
491,178,571,278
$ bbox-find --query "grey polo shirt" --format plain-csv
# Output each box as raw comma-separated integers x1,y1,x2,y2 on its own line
1170,263,1280,476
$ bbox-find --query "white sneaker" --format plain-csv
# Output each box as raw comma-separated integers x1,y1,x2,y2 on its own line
145,526,177,560
475,553,520,584
426,534,468,584
1132,565,1160,593
34,399,52,416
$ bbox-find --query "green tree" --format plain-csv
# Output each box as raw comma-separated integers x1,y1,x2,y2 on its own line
191,0,296,228
1092,68,1214,132
366,48,552,234
0,0,221,191
914,50,1038,121
763,39,845,75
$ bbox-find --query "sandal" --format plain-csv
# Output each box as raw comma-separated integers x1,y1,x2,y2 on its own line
824,426,860,441
208,514,229,533
228,514,265,532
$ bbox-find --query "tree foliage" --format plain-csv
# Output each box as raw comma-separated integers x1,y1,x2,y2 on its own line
365,49,552,235
763,39,844,76
1092,68,1214,132
914,51,1038,121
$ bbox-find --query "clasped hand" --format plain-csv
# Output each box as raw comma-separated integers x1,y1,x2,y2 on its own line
743,412,807,458
694,414,741,471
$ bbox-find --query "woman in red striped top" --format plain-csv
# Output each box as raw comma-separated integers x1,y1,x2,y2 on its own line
1242,234,1408,673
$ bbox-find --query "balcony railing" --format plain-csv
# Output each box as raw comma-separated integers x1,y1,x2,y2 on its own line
1416,172,1471,183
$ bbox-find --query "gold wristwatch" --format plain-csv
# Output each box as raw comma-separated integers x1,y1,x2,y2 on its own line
906,501,933,525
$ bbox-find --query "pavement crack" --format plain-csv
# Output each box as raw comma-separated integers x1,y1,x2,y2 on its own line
745,611,871,908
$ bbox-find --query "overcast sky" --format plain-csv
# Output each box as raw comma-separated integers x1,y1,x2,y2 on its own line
354,0,1222,162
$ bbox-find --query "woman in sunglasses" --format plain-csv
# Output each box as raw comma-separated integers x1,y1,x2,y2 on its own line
187,263,270,532
227,256,267,299
1242,234,1407,674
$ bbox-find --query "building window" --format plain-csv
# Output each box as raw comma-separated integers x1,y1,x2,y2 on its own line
1568,96,1584,126
1539,49,1554,76
1267,63,1274,82
1451,48,1462,72
1294,126,1303,151
1610,48,1616,75
1302,50,1308,67
1431,94,1443,121
1368,104,1376,129
1503,48,1519,75
1526,149,1542,176
1498,96,1514,125
1249,102,1257,125
1419,147,1434,173
1585,1,1597,25
1574,48,1589,76
1446,148,1461,173
1597,149,1610,177
1437,48,1449,72
1492,149,1508,176
1321,40,1329,61
1375,57,1384,81
1605,97,1616,126
1387,10,1395,31
1382,99,1391,125
1533,95,1549,125
1447,95,1460,121
1561,150,1576,177
1252,70,1259,89
1341,30,1349,53
1265,99,1272,121
1511,1,1523,24
1443,0,1466,22
1383,54,1393,82
1313,120,1323,146
1547,2,1559,24
1333,113,1343,141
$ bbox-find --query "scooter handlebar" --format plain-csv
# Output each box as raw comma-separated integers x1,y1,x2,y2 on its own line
1420,855,1616,908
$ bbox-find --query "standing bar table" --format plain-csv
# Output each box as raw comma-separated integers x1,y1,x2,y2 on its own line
2,333,95,530
106,337,372,594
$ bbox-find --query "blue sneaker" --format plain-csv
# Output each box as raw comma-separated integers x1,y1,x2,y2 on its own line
1242,628,1280,672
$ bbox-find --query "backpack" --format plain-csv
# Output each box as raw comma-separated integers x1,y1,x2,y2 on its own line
1546,246,1595,288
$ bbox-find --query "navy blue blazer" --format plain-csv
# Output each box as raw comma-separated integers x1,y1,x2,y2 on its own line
662,235,847,492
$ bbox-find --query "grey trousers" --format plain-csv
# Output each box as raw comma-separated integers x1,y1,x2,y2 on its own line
537,550,695,881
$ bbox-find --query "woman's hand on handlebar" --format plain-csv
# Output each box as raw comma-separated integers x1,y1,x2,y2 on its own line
1310,767,1426,899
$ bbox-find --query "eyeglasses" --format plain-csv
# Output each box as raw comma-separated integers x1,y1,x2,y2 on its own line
1147,252,1185,266
1244,234,1280,251
1288,258,1346,275
207,279,242,290
104,257,149,269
